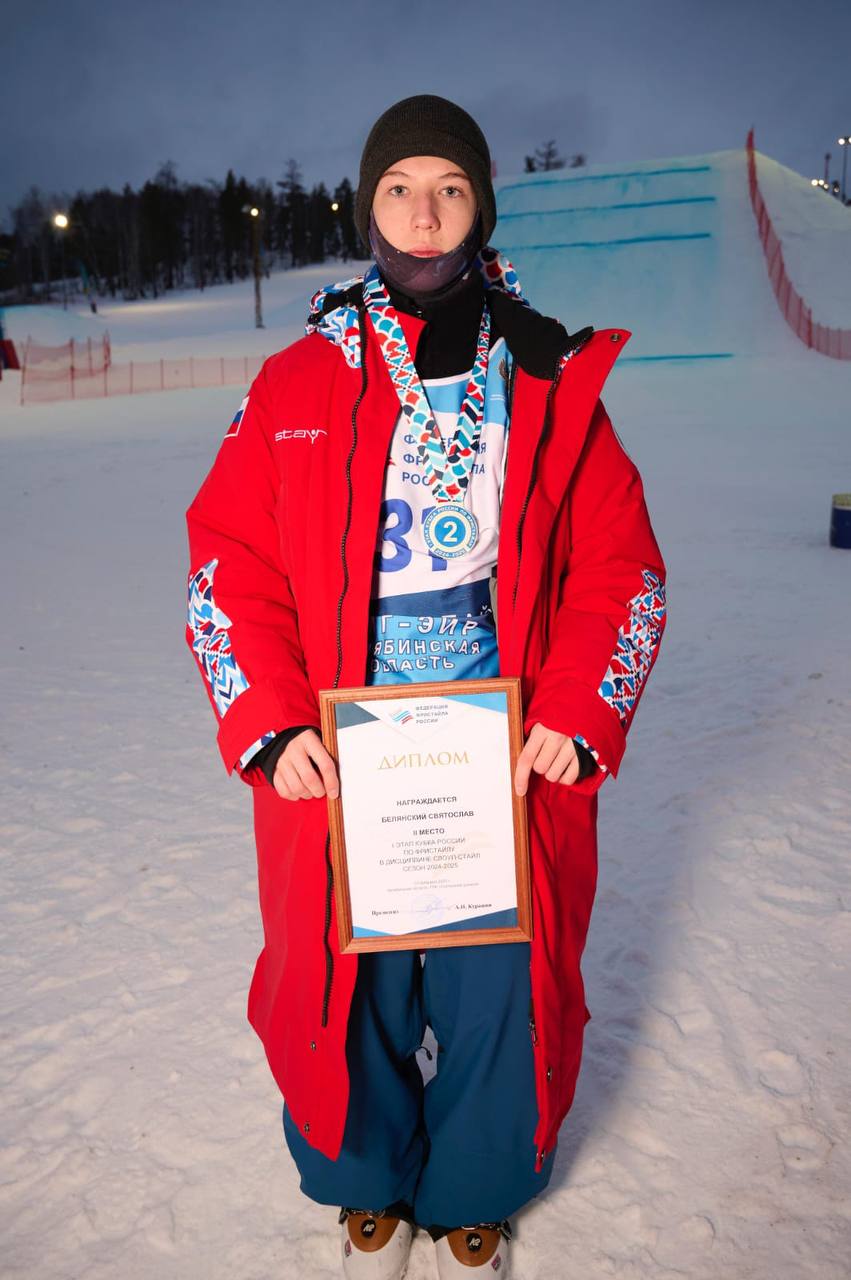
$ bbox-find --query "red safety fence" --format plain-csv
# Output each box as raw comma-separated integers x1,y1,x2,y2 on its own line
20,335,111,404
20,335,266,405
22,334,111,370
746,128,851,360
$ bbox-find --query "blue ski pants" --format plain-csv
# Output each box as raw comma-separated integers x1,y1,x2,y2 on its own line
282,939,556,1232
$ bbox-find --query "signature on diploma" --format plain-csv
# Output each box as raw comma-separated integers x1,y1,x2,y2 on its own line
409,892,446,916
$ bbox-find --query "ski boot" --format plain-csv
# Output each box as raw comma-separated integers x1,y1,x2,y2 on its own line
339,1205,414,1278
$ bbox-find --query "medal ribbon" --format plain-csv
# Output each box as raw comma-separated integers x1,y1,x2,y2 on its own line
363,267,491,503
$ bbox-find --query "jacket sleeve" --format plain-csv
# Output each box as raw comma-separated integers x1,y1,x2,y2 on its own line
185,361,321,785
523,396,667,796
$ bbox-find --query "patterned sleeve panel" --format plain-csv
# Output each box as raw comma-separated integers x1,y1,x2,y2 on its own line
187,557,249,715
186,558,280,771
597,568,667,735
185,366,321,783
523,399,667,795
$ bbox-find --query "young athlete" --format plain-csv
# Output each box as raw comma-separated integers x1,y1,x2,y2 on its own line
185,95,667,1278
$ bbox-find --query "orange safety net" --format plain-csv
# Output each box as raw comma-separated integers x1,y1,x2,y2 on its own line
21,337,266,405
747,129,851,361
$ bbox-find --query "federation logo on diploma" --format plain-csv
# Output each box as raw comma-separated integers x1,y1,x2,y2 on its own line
319,677,532,953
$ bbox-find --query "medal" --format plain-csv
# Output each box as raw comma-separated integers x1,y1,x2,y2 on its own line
422,504,480,558
363,267,490,555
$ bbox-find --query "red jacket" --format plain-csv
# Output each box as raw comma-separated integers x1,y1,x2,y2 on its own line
185,257,667,1173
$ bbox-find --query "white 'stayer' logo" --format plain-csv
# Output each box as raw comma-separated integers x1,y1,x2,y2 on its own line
275,428,327,444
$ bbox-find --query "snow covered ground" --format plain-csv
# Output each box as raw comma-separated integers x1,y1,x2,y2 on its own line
1,260,372,364
2,147,850,1279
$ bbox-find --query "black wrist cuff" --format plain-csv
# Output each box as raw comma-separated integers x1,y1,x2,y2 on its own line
248,726,318,786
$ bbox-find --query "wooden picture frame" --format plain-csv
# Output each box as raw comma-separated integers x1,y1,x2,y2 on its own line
318,677,532,954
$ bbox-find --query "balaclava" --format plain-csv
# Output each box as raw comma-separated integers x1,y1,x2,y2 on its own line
355,95,496,298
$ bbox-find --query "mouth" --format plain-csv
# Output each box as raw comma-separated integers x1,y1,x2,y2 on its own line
408,247,442,257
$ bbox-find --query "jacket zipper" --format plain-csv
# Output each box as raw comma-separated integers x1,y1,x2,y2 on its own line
332,303,368,690
321,304,369,1030
506,356,519,424
510,364,563,613
511,355,568,1065
508,325,594,613
510,336,591,1112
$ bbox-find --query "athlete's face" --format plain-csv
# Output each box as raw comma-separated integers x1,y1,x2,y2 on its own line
372,155,478,256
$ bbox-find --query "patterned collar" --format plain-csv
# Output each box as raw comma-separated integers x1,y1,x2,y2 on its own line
306,246,529,371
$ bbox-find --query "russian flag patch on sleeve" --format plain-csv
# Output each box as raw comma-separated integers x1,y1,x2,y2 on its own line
224,395,249,440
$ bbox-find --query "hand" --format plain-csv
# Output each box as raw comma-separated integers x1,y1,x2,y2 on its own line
514,722,581,796
272,729,340,802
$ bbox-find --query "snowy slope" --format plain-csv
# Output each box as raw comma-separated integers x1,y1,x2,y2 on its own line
2,144,851,1280
0,303,107,348
0,261,372,364
752,152,851,330
494,147,850,357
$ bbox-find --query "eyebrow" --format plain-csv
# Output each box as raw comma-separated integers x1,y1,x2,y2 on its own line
381,169,471,181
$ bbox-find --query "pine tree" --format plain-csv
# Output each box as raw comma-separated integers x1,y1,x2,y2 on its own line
219,169,248,283
533,140,566,172
278,159,308,268
333,177,359,261
10,187,48,300
307,183,333,262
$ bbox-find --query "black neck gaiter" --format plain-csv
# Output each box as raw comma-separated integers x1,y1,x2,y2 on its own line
378,263,491,380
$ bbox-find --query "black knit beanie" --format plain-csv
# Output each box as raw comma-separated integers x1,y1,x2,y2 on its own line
354,95,496,248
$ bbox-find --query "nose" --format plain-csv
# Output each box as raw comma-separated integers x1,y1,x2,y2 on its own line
411,192,439,230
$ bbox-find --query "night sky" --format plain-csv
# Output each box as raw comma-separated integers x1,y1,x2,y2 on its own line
3,0,850,231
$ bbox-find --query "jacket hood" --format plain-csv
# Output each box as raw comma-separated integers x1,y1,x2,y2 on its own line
305,246,530,371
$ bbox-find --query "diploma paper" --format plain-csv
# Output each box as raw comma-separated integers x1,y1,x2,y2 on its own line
334,689,518,938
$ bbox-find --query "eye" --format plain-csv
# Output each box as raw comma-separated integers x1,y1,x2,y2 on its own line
442,185,464,198
387,183,407,197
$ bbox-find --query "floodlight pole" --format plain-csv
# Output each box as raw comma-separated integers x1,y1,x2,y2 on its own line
241,203,265,329
839,137,850,205
53,212,69,309
252,212,264,329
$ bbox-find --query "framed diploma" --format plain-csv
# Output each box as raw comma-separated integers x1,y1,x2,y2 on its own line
318,677,531,954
